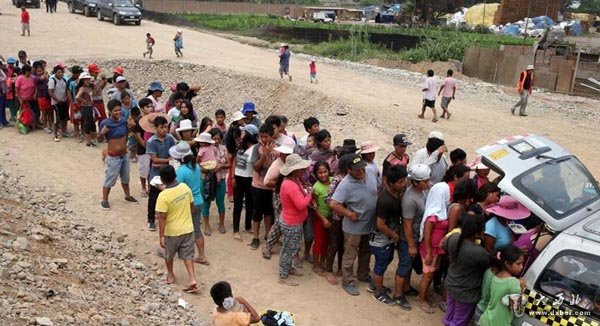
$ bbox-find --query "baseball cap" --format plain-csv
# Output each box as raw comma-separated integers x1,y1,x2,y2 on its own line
70,65,84,74
116,76,127,83
6,56,16,64
393,134,412,146
428,131,444,140
87,63,100,74
348,154,367,170
240,124,259,136
409,164,431,181
113,66,125,75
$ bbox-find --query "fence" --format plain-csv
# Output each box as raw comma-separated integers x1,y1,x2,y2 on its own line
463,45,600,98
144,0,304,17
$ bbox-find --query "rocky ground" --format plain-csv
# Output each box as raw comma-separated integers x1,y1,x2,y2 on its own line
0,168,207,326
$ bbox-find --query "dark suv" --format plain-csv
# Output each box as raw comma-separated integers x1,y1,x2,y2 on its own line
13,0,40,8
96,0,142,25
67,0,99,16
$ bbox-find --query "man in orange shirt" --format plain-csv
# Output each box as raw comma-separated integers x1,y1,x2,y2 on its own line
511,64,534,117
20,7,30,37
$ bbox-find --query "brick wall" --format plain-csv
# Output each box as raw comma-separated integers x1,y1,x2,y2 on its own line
493,0,561,25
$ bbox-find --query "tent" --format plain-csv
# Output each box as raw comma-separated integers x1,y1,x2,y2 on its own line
464,3,499,27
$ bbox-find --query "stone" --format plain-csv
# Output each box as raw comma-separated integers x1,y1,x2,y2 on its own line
54,258,68,267
116,235,126,243
35,317,53,326
120,319,131,326
2,252,15,261
16,261,31,268
13,237,31,251
92,243,106,253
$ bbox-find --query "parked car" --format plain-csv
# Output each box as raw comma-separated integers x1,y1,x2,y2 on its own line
96,0,141,25
476,135,600,325
13,0,40,8
68,0,100,17
312,11,335,23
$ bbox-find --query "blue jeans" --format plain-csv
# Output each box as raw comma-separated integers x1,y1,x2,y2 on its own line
202,179,226,217
370,243,394,276
396,239,415,277
0,95,7,126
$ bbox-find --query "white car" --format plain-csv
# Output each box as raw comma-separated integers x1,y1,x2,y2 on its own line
477,135,600,326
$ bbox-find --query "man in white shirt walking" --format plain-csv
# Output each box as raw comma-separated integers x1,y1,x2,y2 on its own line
418,69,439,122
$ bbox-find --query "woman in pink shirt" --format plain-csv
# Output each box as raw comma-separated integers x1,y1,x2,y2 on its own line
277,154,312,286
15,65,38,128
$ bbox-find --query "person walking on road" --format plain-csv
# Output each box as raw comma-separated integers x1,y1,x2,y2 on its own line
438,69,456,120
511,65,534,117
279,44,292,82
20,7,30,37
419,69,438,122
174,30,184,58
143,33,156,59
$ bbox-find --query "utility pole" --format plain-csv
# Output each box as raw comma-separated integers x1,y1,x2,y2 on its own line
522,0,532,54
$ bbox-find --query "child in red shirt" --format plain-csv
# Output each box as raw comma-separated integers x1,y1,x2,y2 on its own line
309,60,318,84
20,7,30,37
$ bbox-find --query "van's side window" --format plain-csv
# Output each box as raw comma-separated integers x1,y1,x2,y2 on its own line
536,251,600,317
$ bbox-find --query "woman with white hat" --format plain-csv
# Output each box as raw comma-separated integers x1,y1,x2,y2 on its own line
174,119,198,152
169,142,209,265
146,81,165,113
277,154,313,286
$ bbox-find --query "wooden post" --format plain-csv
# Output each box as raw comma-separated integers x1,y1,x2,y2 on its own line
570,48,581,94
521,0,532,54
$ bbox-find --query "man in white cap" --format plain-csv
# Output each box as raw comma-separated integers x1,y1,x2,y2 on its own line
512,64,534,117
409,131,447,183
108,76,135,102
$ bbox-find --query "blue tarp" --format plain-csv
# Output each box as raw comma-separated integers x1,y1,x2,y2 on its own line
570,21,583,35
532,15,556,29
503,24,520,36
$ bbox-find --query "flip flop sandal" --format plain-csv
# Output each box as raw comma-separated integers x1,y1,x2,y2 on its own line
194,258,210,266
419,300,435,314
278,278,299,286
166,276,175,285
182,283,200,294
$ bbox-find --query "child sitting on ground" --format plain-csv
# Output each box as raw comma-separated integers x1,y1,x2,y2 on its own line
210,281,260,326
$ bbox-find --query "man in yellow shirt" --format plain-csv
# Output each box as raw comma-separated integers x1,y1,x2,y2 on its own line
156,165,199,293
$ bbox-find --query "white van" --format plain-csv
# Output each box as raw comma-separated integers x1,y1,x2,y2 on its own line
477,135,600,326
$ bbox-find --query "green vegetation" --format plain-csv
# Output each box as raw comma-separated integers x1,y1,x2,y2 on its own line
179,13,534,63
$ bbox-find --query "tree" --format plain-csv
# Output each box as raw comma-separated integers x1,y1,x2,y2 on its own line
578,0,600,14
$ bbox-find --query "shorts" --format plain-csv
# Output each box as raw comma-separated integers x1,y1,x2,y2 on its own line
69,102,81,123
127,135,137,152
423,99,435,108
93,100,106,121
310,73,317,79
251,187,274,222
192,205,203,239
165,232,195,260
37,97,52,111
303,211,314,241
279,64,289,74
370,243,394,276
103,155,130,188
52,102,69,124
441,97,452,109
22,23,30,31
137,154,151,178
396,239,415,277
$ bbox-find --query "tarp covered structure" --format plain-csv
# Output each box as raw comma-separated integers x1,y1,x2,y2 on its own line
464,3,499,27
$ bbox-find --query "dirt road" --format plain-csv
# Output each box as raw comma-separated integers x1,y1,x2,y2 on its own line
1,2,600,325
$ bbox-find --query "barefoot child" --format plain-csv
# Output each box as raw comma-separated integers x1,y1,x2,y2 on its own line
210,281,260,326
143,33,156,59
20,7,30,37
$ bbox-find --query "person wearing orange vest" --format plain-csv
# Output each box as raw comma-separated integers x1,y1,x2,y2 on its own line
511,64,534,117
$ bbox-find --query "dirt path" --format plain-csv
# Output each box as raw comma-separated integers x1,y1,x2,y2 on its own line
1,2,600,325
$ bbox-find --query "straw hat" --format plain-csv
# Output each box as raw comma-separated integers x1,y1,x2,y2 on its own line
230,111,245,123
274,140,295,154
78,72,92,81
358,141,379,154
485,196,530,220
280,154,310,176
139,112,170,133
175,119,196,134
194,132,215,144
169,142,193,161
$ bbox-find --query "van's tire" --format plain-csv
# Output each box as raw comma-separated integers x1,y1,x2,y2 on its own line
135,19,141,25
113,14,120,25
84,6,91,17
97,10,103,20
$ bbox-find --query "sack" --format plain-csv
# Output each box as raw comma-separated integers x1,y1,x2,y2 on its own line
18,103,34,127
17,121,29,135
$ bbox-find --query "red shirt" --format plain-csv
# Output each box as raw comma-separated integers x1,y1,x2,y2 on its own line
21,11,30,23
309,62,317,74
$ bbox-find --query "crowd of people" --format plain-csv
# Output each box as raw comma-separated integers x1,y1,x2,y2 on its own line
1,49,554,326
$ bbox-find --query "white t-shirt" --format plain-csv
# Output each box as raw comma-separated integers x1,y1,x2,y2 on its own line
423,77,437,101
48,76,68,105
235,146,255,178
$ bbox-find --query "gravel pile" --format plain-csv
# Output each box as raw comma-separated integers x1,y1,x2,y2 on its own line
0,169,207,326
